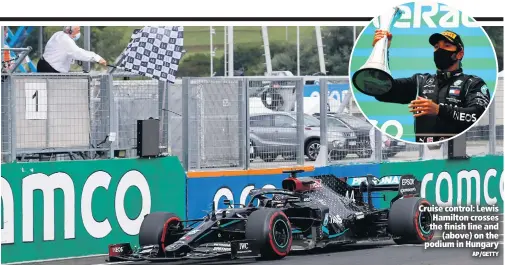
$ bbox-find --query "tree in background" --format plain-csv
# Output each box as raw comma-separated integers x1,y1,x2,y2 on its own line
10,25,504,75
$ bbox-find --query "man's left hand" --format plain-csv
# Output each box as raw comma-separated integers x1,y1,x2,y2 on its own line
408,96,439,117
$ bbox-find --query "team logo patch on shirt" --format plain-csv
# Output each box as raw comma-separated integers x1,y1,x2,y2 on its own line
453,80,463,86
449,88,460,96
481,84,488,94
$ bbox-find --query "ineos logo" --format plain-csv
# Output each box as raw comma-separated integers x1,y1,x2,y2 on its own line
458,112,477,123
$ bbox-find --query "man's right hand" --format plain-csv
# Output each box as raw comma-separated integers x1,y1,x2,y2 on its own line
98,58,107,66
373,30,393,48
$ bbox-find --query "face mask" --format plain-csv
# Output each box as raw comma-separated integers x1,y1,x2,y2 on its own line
433,48,458,70
72,32,81,41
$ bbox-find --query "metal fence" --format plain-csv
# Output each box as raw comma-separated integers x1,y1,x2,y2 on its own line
1,73,502,171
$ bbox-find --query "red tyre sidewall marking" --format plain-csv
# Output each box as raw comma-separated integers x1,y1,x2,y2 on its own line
268,211,293,256
161,217,180,251
414,200,433,241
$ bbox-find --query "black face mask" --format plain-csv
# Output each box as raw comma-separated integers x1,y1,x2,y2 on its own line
434,48,459,70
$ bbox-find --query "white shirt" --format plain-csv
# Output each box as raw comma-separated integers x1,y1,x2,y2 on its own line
42,31,103,73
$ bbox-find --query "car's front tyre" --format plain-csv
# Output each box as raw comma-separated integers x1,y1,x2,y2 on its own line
138,212,183,254
245,209,292,260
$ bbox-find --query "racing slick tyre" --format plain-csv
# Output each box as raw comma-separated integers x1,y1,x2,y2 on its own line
388,197,434,244
245,209,292,260
138,212,183,253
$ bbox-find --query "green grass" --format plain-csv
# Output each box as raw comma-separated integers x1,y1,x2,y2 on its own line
126,26,318,57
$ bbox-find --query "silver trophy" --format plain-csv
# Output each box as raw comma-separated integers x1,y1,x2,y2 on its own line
351,6,403,96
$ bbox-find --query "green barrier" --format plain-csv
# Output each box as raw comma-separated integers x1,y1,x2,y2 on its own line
0,157,186,264
378,155,504,210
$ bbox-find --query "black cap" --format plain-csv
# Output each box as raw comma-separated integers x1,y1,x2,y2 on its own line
429,30,464,49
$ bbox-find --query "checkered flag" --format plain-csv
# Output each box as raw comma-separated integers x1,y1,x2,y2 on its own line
118,26,184,83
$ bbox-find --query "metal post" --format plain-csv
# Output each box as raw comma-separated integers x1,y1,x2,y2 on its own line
296,78,305,165
159,81,170,154
261,26,273,76
224,26,227,76
227,26,234,76
8,76,17,162
107,74,116,159
240,79,248,169
38,26,44,57
210,26,214,77
489,98,496,154
419,145,425,159
442,141,449,159
182,78,190,170
315,26,326,74
374,129,382,162
319,78,329,165
353,26,357,42
83,26,91,72
296,26,300,76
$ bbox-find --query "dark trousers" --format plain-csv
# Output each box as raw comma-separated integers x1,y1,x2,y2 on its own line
37,58,59,73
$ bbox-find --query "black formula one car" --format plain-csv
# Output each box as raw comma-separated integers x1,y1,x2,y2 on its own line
107,170,434,262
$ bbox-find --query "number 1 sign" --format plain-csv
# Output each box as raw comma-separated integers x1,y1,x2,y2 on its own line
25,82,47,120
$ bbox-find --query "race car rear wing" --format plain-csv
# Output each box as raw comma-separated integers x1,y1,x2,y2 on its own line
345,174,421,208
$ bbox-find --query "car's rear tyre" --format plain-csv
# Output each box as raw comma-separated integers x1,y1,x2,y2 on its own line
388,197,434,244
245,209,292,260
138,212,182,252
305,139,320,161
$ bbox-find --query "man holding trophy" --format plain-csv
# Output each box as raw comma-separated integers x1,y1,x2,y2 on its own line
351,7,491,143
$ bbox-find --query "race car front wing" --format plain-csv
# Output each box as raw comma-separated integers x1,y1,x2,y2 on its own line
106,239,260,262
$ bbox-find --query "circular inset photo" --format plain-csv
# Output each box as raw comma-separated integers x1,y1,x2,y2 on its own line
349,1,498,144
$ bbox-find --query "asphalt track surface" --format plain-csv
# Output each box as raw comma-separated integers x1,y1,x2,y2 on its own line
41,240,502,265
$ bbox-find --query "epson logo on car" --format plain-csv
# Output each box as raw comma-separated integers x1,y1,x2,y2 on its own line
402,178,414,186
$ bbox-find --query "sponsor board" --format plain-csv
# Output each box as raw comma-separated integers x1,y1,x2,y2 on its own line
0,157,186,264
379,155,504,209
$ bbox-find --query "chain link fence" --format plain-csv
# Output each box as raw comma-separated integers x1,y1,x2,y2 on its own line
246,77,305,169
0,72,173,163
1,73,501,169
316,77,501,165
